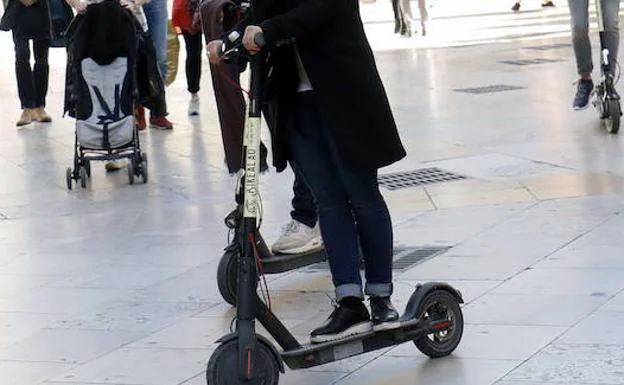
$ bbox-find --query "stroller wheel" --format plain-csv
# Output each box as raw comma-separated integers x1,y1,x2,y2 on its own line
79,167,88,189
140,152,148,183
127,160,135,185
84,160,91,178
66,167,73,190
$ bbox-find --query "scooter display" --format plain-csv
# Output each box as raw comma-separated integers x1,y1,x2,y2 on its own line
205,33,465,385
592,0,621,134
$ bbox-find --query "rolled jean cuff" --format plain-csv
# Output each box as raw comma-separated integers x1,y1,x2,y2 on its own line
335,284,364,301
365,283,393,298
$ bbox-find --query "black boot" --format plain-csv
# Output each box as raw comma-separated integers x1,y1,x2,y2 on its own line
400,20,412,37
310,297,372,344
394,19,402,34
370,297,400,331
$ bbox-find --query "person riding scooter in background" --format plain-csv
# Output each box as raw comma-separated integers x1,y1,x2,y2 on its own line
207,0,406,343
569,0,620,110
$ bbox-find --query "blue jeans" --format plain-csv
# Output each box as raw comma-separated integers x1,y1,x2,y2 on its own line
568,0,620,75
288,92,394,301
143,0,168,79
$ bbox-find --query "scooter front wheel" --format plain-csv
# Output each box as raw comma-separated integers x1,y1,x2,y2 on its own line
413,289,464,358
206,339,280,385
605,99,621,134
217,249,238,306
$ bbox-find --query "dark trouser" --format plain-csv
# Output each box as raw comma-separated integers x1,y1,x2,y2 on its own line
288,92,393,301
290,163,317,228
392,0,401,21
13,33,50,109
568,0,620,76
182,30,202,94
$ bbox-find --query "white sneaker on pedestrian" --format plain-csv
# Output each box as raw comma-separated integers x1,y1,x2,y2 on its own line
188,93,200,116
271,219,323,255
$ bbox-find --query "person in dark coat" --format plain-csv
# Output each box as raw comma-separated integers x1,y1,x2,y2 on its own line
4,0,53,126
208,0,407,343
201,0,322,256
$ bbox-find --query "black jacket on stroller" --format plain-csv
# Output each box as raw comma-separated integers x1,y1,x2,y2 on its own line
63,0,166,146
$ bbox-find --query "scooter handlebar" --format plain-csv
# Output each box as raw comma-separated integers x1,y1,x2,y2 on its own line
219,32,265,60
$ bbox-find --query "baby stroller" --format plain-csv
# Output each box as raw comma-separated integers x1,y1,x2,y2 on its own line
64,0,147,189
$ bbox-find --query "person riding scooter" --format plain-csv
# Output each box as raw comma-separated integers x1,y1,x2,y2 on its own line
208,0,406,342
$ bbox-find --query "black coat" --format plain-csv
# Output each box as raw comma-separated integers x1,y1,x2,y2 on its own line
11,0,51,40
244,0,406,171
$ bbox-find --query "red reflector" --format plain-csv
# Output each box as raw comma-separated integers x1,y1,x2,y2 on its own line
432,321,451,330
246,350,252,378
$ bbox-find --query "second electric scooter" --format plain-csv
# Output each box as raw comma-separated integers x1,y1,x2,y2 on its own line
212,1,327,306
205,32,465,385
592,0,621,134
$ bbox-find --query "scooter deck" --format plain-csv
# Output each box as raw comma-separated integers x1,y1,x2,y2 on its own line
261,248,327,274
279,318,440,370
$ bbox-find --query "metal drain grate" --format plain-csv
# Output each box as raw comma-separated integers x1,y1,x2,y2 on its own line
307,246,451,273
377,167,468,190
525,43,571,51
499,58,564,66
454,84,526,94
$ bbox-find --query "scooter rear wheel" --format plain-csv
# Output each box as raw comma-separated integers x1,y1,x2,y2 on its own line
206,339,280,385
606,99,621,134
413,289,464,358
217,249,238,306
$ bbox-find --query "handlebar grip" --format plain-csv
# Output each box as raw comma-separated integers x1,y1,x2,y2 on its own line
254,33,265,48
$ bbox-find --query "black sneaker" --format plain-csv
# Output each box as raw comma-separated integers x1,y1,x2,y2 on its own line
573,79,594,110
511,2,520,11
542,1,555,7
310,298,372,344
370,297,400,331
394,19,402,34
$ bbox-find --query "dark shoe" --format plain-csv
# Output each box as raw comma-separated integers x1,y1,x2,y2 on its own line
310,298,372,344
511,2,520,11
542,1,555,7
573,79,594,110
400,21,408,36
370,297,400,331
394,19,402,34
421,22,427,36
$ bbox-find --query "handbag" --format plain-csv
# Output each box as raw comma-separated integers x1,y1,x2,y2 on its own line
49,0,74,47
165,19,180,87
0,0,18,31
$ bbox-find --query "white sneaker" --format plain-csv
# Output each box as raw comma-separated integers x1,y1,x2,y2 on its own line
188,93,200,116
271,220,323,255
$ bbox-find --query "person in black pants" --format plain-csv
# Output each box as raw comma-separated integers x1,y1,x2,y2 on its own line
181,30,202,115
6,0,52,127
172,0,202,116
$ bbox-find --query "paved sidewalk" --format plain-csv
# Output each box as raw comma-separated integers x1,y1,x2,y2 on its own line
1,1,624,384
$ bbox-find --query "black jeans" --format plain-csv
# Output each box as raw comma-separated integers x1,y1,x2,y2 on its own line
291,163,317,228
13,33,50,109
182,31,202,94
